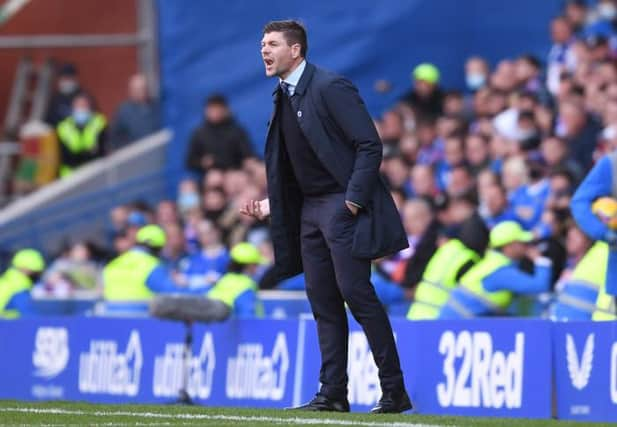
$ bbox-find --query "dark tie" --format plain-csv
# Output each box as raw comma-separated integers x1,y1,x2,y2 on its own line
280,81,291,97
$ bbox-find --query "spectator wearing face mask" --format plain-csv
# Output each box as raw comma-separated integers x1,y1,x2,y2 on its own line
45,63,83,126
56,92,107,177
176,179,201,216
465,56,490,94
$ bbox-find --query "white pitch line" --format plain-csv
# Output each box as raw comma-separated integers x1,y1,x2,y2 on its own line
2,407,455,427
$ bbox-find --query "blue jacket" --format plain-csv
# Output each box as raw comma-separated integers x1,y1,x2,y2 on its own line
571,155,613,241
439,259,551,319
3,290,32,316
509,180,551,231
182,248,230,290
482,207,519,229
265,62,408,279
570,153,617,295
110,100,161,149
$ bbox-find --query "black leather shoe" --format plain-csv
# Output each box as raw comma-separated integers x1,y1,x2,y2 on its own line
370,390,413,413
286,394,350,412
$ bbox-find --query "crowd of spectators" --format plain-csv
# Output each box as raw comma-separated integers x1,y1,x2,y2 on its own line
8,0,617,318
11,63,162,189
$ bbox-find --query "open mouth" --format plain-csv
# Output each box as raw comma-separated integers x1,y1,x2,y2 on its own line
264,58,274,66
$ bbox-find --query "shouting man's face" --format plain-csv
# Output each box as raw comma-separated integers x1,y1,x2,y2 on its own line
261,31,300,79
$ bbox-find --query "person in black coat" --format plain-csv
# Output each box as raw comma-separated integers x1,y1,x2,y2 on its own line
241,20,411,414
45,63,83,127
185,94,254,173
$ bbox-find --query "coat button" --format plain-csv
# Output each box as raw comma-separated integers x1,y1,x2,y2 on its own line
297,111,302,118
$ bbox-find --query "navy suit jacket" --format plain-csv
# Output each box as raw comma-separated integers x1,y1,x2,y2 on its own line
264,62,408,280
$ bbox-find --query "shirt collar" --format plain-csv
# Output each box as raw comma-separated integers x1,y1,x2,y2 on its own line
280,60,306,88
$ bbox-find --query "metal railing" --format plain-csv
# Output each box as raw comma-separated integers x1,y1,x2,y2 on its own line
0,129,173,255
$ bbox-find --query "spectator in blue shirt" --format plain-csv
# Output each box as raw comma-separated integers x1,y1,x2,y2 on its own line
206,243,263,318
161,222,190,271
409,164,440,199
178,219,229,291
557,100,602,170
509,160,552,234
571,151,617,297
435,135,466,191
110,74,161,150
466,133,491,175
480,183,518,229
415,119,443,166
564,0,589,36
540,136,583,183
547,16,577,95
439,221,552,319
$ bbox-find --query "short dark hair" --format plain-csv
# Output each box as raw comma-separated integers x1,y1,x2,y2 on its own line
205,94,228,107
519,54,541,69
549,166,575,184
263,20,308,57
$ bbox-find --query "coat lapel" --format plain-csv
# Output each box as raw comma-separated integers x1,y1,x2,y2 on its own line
266,86,280,138
289,62,315,112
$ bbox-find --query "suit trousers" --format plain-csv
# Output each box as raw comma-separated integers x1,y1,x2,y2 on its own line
300,192,404,399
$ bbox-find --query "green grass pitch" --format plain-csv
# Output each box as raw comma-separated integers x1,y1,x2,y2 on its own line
0,401,615,426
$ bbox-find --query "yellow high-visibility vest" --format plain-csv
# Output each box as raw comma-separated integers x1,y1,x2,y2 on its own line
57,114,106,177
0,268,33,319
207,272,262,316
103,250,159,301
407,239,478,320
443,250,512,317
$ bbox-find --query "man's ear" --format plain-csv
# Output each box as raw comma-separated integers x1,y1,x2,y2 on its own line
291,43,301,59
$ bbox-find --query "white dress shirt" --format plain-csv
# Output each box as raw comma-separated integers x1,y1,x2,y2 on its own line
279,60,306,96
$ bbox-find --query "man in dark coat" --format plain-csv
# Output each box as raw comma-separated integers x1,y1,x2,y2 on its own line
241,20,411,413
185,94,254,173
45,63,82,127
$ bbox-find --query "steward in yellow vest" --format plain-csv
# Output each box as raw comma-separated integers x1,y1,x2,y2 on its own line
207,242,264,318
407,239,479,320
407,210,489,320
56,93,107,177
103,225,184,302
0,249,45,319
439,221,552,319
550,242,607,320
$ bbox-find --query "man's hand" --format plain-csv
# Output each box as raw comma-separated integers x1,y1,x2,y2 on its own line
345,200,359,216
527,246,552,267
240,198,270,220
526,246,543,261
